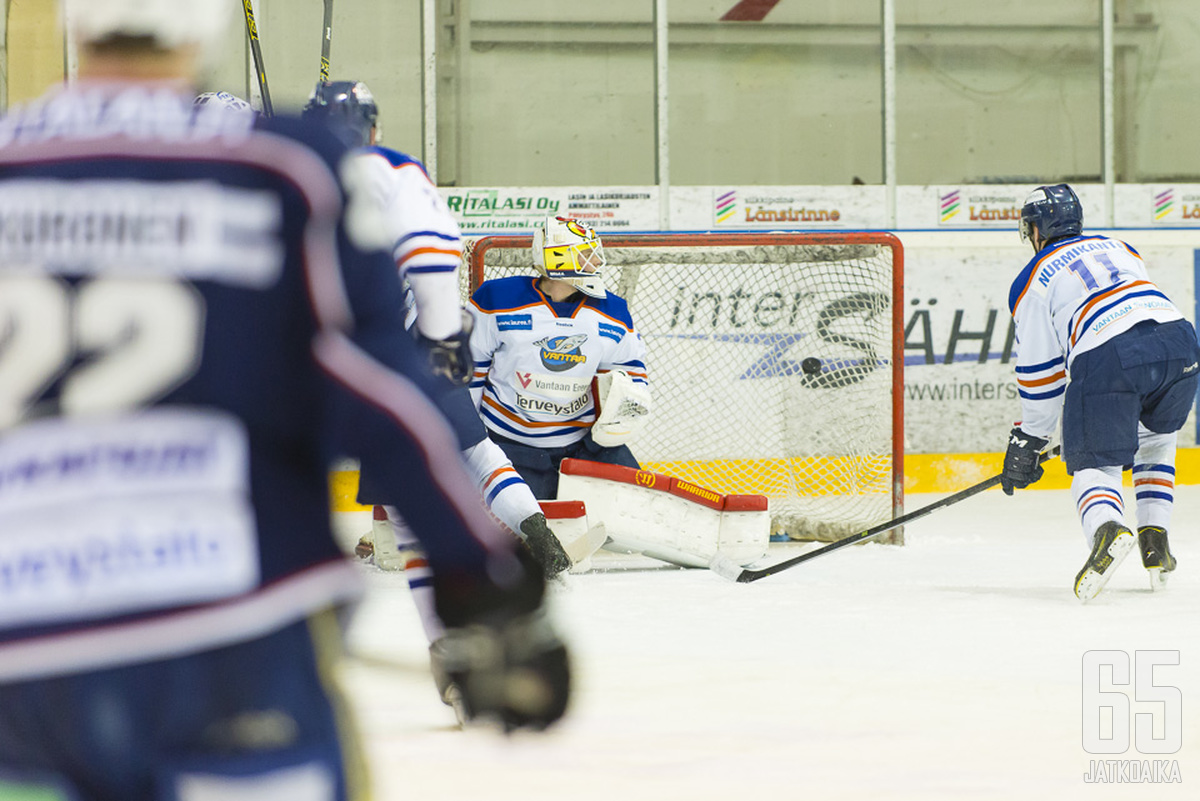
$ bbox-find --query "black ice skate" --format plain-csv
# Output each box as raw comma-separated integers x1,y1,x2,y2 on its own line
1138,526,1177,591
1074,521,1136,602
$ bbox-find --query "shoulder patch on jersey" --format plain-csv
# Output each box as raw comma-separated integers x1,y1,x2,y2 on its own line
597,321,625,342
496,313,533,331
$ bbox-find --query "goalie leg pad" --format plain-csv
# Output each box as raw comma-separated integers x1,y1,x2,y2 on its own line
556,459,768,568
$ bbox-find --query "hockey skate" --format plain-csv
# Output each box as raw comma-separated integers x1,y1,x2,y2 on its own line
428,638,466,727
1138,526,1177,591
1074,521,1136,602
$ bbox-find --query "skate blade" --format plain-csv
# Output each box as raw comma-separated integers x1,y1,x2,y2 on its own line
1147,567,1170,592
1075,531,1136,602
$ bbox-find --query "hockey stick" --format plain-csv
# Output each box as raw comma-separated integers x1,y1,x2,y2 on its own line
320,0,334,83
242,0,274,116
711,445,1062,584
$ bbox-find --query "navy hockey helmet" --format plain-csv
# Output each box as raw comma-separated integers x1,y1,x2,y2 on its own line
1019,184,1083,248
302,80,379,148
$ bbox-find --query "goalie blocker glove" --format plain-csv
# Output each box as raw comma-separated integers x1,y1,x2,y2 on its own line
1001,426,1049,496
432,548,570,731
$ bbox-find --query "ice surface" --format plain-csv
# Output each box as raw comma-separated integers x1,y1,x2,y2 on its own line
340,486,1200,801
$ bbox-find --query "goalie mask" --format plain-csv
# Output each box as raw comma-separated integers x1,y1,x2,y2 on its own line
532,216,607,298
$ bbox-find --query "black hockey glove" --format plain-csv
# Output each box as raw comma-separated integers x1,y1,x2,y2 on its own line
418,311,473,386
1000,427,1049,496
519,512,573,578
431,549,570,732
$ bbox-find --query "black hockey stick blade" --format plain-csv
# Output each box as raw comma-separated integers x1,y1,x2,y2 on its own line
711,445,1062,584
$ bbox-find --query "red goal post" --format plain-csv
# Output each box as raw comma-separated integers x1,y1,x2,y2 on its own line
464,231,904,543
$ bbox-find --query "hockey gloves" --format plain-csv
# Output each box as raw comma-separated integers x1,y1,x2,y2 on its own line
419,310,473,385
519,512,573,578
1000,427,1049,496
432,548,570,732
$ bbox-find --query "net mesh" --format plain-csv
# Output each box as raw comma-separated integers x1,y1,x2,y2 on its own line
465,235,901,542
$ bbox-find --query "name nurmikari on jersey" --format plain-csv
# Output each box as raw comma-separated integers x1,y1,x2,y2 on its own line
1008,235,1183,437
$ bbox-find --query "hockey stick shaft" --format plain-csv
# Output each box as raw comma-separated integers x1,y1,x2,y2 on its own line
320,0,334,83
720,445,1062,583
243,0,274,116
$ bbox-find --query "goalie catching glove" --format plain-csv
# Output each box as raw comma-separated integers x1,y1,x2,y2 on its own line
431,548,570,732
590,370,651,447
1000,426,1049,496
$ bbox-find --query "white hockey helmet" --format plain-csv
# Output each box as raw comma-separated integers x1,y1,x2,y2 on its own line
532,216,607,298
64,0,233,52
193,91,253,113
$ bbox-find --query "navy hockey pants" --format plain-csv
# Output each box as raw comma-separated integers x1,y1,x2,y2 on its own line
0,614,362,801
488,432,641,499
1062,319,1200,473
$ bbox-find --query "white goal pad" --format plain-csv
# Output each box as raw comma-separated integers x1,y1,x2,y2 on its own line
555,458,769,568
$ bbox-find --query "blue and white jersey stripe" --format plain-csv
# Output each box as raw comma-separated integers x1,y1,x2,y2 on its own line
1014,355,1066,403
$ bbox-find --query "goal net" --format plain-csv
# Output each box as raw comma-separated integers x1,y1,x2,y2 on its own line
464,232,904,543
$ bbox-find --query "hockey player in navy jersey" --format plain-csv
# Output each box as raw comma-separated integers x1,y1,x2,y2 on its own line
1000,184,1200,601
301,81,572,581
0,3,569,798
469,216,653,498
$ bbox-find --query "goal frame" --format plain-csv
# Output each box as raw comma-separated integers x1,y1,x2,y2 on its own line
466,230,905,531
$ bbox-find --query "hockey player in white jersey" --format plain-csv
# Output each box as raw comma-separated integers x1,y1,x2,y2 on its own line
1000,184,1200,601
303,81,465,357
469,216,652,498
300,80,570,579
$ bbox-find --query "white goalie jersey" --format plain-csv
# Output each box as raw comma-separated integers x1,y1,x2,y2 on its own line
468,276,649,448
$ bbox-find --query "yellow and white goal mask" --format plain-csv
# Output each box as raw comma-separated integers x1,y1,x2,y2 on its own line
532,216,607,298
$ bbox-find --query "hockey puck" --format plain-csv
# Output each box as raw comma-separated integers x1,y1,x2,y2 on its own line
801,357,822,375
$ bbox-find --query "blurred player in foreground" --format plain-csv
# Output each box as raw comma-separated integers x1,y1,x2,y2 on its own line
0,3,569,799
1000,183,1200,601
469,216,653,498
